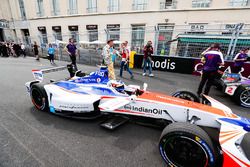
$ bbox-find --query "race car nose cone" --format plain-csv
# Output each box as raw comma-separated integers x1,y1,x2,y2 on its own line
240,117,250,132
219,117,250,132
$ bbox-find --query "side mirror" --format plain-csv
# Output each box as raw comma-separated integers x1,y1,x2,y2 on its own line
143,83,148,91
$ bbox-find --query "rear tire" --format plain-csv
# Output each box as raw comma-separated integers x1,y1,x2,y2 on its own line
233,86,250,108
159,122,218,167
30,83,48,111
172,90,200,103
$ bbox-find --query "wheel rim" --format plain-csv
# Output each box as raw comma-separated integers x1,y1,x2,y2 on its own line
31,89,45,109
162,135,208,167
240,89,250,106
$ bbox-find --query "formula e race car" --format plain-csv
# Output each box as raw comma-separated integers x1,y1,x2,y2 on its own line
215,70,250,108
25,65,250,167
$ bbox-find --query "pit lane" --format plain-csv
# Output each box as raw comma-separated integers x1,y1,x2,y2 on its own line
0,57,249,167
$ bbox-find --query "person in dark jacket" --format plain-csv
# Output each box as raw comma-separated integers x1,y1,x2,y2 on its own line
233,48,249,73
0,42,3,57
66,38,78,70
197,43,224,96
1,42,8,57
33,41,39,60
13,43,21,57
143,41,154,77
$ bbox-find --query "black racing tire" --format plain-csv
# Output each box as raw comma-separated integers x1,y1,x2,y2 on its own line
172,90,200,103
30,83,49,111
233,85,250,108
159,122,218,167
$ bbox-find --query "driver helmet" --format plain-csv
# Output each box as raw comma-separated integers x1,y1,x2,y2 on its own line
108,80,125,93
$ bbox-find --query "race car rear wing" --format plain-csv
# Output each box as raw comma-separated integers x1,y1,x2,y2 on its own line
32,66,67,82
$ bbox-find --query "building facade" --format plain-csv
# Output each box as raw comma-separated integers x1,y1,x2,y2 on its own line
1,0,250,56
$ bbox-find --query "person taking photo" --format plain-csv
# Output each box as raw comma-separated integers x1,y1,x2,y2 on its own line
143,41,154,77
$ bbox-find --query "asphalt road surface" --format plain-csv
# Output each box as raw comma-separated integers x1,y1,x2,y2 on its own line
0,57,249,167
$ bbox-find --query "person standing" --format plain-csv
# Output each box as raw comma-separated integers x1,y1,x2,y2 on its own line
102,39,116,80
21,43,26,57
233,48,249,73
0,42,3,57
120,43,134,79
47,44,56,64
110,46,118,64
66,38,78,70
2,42,8,57
6,43,11,56
33,41,39,60
197,43,224,96
143,41,154,77
124,41,131,56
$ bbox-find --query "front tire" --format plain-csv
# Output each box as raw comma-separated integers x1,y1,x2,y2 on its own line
30,83,48,111
159,123,218,167
172,90,200,103
233,86,250,108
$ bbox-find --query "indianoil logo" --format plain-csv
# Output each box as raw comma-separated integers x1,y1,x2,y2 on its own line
124,104,165,115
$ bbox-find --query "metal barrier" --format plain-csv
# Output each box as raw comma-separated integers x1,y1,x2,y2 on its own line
22,23,250,63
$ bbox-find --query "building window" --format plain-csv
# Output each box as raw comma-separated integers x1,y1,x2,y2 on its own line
107,24,120,41
18,0,26,20
51,0,60,16
36,0,45,17
131,25,145,53
87,0,97,13
132,0,148,10
38,26,48,44
52,26,62,41
68,25,79,42
160,0,177,9
156,24,174,55
21,29,31,45
229,0,249,6
86,25,98,42
192,0,211,8
108,0,119,12
68,0,78,14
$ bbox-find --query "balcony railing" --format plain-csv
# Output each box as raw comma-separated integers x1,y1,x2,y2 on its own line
160,1,177,9
87,7,97,13
67,9,78,15
51,10,60,16
132,3,147,11
229,0,249,7
192,0,211,8
36,11,44,17
108,6,119,12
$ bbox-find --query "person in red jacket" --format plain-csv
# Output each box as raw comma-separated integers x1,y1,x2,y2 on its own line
120,43,134,79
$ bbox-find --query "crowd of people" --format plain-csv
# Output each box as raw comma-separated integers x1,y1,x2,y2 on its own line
0,40,57,65
1,38,249,97
0,42,26,57
100,39,155,80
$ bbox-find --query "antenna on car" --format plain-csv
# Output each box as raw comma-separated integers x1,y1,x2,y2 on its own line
143,83,148,91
